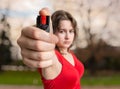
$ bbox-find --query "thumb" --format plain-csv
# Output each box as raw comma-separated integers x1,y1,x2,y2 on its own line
39,7,53,33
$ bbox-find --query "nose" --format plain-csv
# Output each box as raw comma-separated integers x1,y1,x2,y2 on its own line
65,32,70,39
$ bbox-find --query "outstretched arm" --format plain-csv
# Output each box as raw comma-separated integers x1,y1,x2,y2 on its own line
17,8,62,80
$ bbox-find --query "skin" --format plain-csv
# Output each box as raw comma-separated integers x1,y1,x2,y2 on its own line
55,20,75,66
55,20,74,51
17,8,75,80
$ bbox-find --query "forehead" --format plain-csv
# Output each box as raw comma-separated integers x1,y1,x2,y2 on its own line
59,20,73,29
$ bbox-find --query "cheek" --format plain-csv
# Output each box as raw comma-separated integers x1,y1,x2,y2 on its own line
56,34,65,40
56,38,63,47
57,36,64,43
71,34,75,40
56,35,65,45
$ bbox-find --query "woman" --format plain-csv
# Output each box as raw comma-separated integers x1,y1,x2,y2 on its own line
17,8,84,89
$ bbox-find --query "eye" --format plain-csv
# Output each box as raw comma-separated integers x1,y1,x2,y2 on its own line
59,30,64,33
69,30,74,33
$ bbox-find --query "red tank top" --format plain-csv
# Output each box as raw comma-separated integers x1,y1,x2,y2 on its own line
38,50,84,89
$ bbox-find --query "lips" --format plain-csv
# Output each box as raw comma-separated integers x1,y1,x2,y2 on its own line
64,41,71,44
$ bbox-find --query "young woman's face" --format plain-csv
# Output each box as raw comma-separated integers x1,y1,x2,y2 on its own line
55,20,75,49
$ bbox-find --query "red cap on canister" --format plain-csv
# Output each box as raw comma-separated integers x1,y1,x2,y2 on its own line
39,8,50,25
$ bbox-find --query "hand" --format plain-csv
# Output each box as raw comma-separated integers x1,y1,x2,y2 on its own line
17,8,58,68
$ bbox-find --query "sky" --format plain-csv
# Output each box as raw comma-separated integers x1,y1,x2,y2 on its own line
0,0,53,23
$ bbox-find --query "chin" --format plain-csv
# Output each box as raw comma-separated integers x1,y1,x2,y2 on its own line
63,45,71,48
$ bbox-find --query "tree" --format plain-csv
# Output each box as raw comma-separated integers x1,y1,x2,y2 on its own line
74,0,120,74
0,15,12,71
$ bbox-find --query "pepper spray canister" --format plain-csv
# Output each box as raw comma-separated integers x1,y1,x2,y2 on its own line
36,15,50,32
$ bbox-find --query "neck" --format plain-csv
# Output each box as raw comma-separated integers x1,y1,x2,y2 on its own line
58,48,69,55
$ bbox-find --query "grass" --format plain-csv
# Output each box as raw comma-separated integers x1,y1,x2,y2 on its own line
0,71,120,86
0,71,42,85
81,75,120,86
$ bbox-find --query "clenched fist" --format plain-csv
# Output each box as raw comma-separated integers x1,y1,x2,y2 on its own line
17,8,58,68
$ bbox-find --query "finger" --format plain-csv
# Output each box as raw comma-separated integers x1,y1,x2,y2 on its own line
39,7,53,34
22,26,48,39
22,26,58,44
39,7,50,16
23,57,53,68
23,57,39,68
21,49,54,61
19,37,55,51
38,59,53,68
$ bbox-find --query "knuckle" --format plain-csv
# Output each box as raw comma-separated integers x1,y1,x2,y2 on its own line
31,29,39,38
21,51,25,57
21,28,24,34
38,62,43,68
31,29,36,36
17,37,21,45
34,41,42,50
22,58,28,66
17,38,19,43
37,52,46,60
37,53,42,60
17,36,24,47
